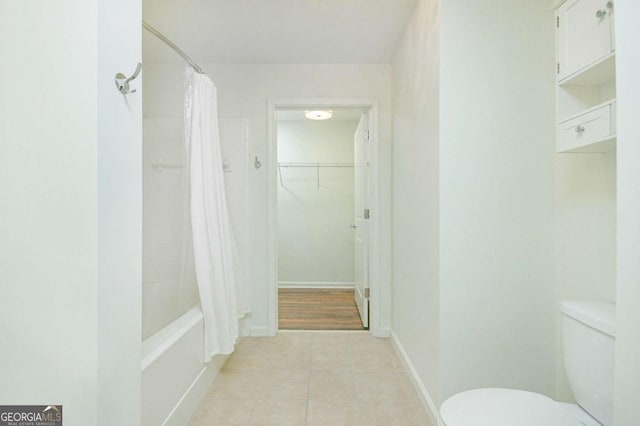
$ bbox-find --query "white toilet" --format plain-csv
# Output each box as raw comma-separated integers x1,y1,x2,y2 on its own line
440,301,616,426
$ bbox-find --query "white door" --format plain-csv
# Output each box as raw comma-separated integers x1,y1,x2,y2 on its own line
558,0,614,80
353,113,370,328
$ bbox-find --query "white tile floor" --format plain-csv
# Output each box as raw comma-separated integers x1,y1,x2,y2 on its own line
190,331,433,426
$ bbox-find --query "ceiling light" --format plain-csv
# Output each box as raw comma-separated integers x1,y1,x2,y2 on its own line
305,110,333,120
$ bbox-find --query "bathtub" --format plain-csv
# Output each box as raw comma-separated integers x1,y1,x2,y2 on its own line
141,307,227,425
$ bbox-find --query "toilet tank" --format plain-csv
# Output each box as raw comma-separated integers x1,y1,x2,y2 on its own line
561,301,616,426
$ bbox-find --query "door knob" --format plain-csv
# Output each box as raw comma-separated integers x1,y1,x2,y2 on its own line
350,225,357,229
575,125,585,134
596,9,607,18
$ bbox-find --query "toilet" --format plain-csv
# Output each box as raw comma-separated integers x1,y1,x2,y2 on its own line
440,301,616,426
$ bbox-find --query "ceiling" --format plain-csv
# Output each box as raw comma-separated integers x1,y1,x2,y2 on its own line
277,109,363,121
143,0,419,64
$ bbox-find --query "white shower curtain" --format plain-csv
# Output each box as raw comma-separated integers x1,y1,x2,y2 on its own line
184,67,250,361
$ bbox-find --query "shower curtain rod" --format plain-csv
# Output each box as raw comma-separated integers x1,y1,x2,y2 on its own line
142,21,205,74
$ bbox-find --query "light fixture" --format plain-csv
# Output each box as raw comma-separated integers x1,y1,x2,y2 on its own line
305,110,333,120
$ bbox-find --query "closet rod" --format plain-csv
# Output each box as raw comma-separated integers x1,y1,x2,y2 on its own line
277,162,354,188
277,162,354,168
142,21,205,74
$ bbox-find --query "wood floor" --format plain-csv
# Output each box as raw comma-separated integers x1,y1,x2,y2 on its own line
278,289,365,330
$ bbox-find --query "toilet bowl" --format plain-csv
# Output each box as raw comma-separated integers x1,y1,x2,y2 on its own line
440,301,615,426
440,388,600,426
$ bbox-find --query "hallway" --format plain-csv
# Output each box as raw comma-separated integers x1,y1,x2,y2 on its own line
190,332,431,425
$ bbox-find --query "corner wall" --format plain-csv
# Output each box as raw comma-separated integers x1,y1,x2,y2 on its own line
391,0,558,408
98,0,143,423
391,0,441,406
439,0,556,399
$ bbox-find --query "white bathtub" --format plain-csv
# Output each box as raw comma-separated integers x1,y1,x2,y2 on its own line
141,307,227,425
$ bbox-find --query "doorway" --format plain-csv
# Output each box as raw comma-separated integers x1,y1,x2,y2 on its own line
267,99,381,335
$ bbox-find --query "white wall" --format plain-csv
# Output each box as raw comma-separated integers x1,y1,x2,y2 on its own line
439,0,556,400
614,1,640,423
392,0,557,407
554,152,616,400
0,1,142,424
391,0,441,407
143,62,392,335
97,1,143,424
0,3,99,422
277,120,357,286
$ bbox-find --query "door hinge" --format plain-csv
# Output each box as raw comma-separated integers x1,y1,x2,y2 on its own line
364,130,370,140
557,63,560,74
364,288,370,298
556,16,559,28
364,209,370,219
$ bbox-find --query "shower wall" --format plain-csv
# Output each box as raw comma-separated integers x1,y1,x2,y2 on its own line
142,114,196,339
142,61,249,339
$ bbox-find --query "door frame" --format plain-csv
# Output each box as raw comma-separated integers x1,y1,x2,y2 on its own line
266,97,388,336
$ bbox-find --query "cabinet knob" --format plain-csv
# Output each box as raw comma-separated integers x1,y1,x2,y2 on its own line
575,125,586,134
596,9,607,18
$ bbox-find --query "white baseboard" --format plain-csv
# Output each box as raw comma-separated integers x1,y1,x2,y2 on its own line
278,281,355,289
371,327,391,338
249,326,274,337
390,331,443,426
163,355,227,426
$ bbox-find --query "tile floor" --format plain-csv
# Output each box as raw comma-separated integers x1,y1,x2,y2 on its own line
190,331,433,426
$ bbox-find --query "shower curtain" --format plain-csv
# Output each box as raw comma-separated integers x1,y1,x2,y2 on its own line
183,67,250,361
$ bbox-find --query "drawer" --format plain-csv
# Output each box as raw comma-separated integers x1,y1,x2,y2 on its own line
558,103,613,152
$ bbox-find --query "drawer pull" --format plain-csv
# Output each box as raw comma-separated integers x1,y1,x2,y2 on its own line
596,9,607,18
575,125,586,134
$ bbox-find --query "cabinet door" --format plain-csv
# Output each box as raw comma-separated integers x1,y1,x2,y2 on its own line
558,0,613,80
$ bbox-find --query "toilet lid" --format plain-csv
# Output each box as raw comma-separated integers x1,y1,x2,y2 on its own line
440,388,583,426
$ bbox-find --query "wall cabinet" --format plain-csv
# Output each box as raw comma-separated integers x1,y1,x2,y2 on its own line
555,0,616,153
557,0,614,81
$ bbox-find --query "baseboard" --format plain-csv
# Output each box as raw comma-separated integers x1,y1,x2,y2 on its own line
163,355,227,426
278,281,355,289
390,331,443,426
372,327,390,338
248,326,274,337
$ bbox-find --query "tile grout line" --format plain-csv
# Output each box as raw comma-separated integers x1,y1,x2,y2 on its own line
244,364,267,426
305,335,314,425
348,338,365,426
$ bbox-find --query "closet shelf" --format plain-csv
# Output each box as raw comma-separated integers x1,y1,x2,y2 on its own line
277,162,355,168
277,162,354,188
